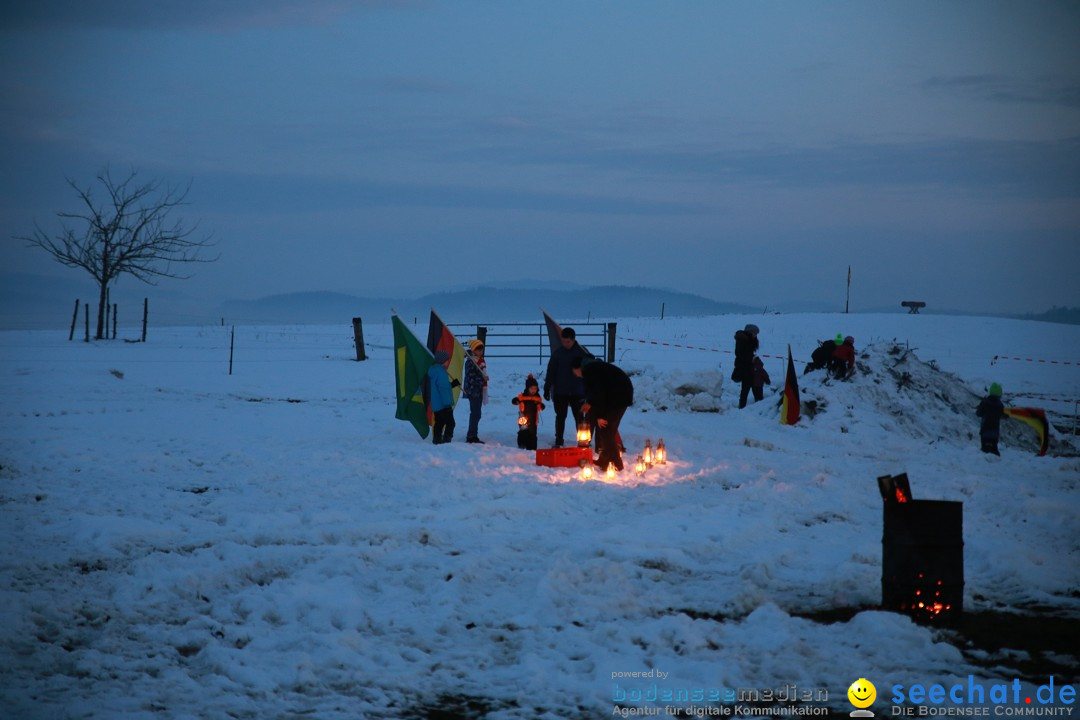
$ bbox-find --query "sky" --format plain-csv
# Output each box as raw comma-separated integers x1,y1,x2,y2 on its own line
2,0,1079,316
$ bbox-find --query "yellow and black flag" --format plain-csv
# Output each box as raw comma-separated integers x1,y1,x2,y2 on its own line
393,314,435,439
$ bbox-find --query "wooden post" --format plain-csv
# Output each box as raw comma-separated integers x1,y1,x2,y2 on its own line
69,299,79,341
606,322,617,363
141,298,148,342
845,265,851,314
477,326,487,347
661,302,665,320
84,303,90,342
352,317,367,361
229,326,235,375
112,304,118,340
106,303,111,339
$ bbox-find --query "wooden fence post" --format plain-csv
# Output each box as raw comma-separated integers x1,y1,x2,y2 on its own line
141,298,148,342
477,326,487,347
112,304,118,339
84,303,90,342
229,326,235,375
352,317,367,361
606,322,617,362
69,299,79,341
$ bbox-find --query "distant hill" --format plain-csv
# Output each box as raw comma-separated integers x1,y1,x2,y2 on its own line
1020,307,1080,326
217,286,759,325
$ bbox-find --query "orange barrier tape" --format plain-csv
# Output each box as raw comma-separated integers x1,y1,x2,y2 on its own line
620,336,800,363
991,355,1078,367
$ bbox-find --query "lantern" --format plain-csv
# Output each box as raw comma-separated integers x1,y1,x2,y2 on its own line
634,455,646,476
605,463,616,480
642,438,653,466
576,422,592,448
581,464,594,481
517,411,529,427
656,438,666,465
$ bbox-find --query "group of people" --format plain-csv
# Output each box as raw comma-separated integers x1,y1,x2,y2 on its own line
423,327,635,471
731,324,858,410
427,321,1010,461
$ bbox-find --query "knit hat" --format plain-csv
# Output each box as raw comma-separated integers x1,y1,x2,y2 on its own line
989,382,1002,397
844,336,854,345
524,374,539,391
433,350,450,364
835,333,844,345
467,339,484,352
744,324,759,335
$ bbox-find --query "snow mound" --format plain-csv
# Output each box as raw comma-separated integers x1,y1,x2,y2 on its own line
629,366,726,413
797,342,1076,457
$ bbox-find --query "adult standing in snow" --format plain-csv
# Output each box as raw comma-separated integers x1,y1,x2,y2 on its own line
572,356,633,472
543,327,589,447
976,383,1006,455
427,350,458,444
732,324,760,409
463,339,488,444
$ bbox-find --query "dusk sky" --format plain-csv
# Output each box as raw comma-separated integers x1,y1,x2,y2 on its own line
2,1,1078,315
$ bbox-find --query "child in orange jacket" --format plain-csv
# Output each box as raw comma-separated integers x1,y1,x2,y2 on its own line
511,375,545,450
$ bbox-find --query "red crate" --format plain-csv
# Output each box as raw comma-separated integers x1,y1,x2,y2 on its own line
535,446,593,468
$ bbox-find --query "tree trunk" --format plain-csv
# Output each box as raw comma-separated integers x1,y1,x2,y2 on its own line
96,279,108,340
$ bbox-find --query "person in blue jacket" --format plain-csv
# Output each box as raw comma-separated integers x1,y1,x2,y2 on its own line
427,350,458,444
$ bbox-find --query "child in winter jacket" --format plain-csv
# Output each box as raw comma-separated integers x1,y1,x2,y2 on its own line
426,350,458,444
830,336,856,379
976,382,1006,455
751,356,771,398
511,375,545,450
463,339,488,443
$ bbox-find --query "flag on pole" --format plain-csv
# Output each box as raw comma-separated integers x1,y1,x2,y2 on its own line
780,344,801,425
542,308,563,354
1003,407,1049,456
392,314,434,439
426,309,467,407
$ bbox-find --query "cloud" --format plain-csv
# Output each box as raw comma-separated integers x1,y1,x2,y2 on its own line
923,74,1080,109
0,0,373,32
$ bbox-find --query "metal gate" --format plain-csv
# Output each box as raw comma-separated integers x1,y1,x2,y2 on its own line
447,322,616,364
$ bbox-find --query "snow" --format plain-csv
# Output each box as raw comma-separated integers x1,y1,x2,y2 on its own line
1,313,1078,718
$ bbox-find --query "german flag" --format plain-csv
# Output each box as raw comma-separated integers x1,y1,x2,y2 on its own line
780,344,800,425
1004,407,1049,456
426,309,467,408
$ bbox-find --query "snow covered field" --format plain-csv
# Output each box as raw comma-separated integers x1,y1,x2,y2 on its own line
1,313,1078,719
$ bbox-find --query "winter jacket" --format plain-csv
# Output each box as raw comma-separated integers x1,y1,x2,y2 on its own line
976,395,1006,440
581,361,634,415
512,392,545,426
832,341,856,371
751,356,771,390
733,330,759,380
426,363,454,413
463,354,487,399
544,343,588,398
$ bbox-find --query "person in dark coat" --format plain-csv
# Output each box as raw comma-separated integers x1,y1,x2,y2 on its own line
511,375,545,450
543,327,589,447
573,356,633,472
976,382,1006,455
732,324,760,408
751,355,771,398
804,337,837,375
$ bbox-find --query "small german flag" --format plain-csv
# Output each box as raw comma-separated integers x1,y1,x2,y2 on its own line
780,344,800,425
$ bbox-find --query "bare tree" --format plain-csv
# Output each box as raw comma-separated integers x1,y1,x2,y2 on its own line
22,168,216,339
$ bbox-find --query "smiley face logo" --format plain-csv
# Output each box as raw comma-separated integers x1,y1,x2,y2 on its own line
848,678,876,709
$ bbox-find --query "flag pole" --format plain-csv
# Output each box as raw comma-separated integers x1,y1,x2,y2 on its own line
845,266,851,314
